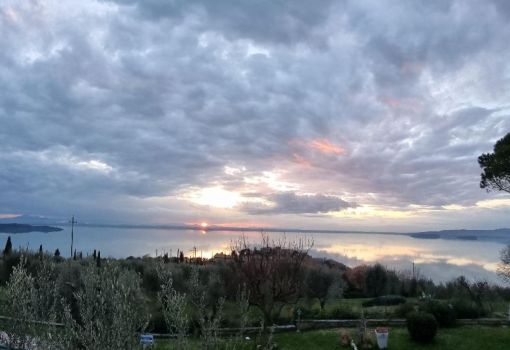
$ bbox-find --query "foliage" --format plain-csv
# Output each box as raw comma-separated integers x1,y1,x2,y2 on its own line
188,266,225,350
450,299,484,319
3,236,12,255
3,257,72,350
478,132,510,193
65,261,148,350
362,295,406,307
420,300,456,327
157,264,189,350
498,245,510,284
304,265,343,310
364,264,388,297
406,311,438,344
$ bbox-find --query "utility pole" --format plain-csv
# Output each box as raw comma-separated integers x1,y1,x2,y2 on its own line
70,216,77,257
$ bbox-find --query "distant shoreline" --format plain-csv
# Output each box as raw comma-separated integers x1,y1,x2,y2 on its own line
2,221,509,245
0,223,63,234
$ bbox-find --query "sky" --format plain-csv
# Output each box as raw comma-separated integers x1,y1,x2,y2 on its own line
1,0,509,232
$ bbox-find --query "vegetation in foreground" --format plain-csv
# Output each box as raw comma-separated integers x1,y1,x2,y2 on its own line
1,232,510,349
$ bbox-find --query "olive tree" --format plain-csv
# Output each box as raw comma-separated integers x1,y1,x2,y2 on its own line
3,257,72,350
65,261,148,350
157,264,189,350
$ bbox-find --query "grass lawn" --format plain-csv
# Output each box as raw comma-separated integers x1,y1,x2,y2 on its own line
155,326,510,349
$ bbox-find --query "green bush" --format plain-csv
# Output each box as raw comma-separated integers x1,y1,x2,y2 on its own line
362,295,406,307
406,311,438,343
395,302,416,318
327,305,359,319
422,300,456,327
451,299,485,319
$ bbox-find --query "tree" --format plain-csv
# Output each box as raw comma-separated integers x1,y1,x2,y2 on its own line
5,257,73,350
230,234,312,328
364,263,388,297
54,248,61,257
65,261,148,350
498,246,510,283
478,133,510,193
3,236,12,255
157,265,188,350
304,265,343,310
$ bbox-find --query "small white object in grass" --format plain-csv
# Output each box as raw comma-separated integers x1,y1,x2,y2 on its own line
245,336,251,340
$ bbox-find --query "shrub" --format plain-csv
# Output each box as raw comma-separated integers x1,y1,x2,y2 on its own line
451,299,485,319
362,295,406,307
421,300,456,327
395,302,416,318
406,311,438,343
327,305,359,319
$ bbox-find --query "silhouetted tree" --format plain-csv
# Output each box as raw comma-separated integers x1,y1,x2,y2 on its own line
163,253,169,264
179,251,184,263
305,265,343,310
478,133,510,193
38,244,43,255
365,264,388,297
3,236,12,255
54,248,61,257
230,234,312,328
93,249,97,260
96,251,101,267
73,250,77,261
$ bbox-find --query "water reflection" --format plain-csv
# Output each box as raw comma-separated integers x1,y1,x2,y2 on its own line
0,227,505,284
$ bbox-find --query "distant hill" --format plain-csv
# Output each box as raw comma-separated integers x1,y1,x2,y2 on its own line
0,215,63,225
410,228,510,244
0,223,63,234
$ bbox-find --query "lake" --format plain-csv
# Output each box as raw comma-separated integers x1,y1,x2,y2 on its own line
1,225,507,284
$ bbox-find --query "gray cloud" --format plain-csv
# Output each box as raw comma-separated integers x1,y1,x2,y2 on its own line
242,192,355,215
0,0,509,228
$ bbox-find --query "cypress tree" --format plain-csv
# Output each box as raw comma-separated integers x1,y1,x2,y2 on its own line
3,236,12,255
179,251,185,263
39,244,43,255
93,249,97,260
54,248,61,257
96,251,101,267
73,249,77,260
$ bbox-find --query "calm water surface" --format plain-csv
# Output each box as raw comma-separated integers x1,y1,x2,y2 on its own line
1,226,506,284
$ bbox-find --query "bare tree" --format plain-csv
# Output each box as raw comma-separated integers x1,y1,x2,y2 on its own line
230,233,313,329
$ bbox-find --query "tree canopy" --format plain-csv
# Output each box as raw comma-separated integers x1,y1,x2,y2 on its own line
478,133,510,193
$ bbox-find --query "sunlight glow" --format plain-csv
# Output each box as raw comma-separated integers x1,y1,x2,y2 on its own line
186,186,242,208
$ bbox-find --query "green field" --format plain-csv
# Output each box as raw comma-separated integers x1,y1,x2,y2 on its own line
154,326,510,349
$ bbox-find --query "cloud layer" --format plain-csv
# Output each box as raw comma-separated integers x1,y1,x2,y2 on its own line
0,0,509,229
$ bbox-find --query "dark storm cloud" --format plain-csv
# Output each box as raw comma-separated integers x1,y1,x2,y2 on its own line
0,0,509,226
242,192,355,215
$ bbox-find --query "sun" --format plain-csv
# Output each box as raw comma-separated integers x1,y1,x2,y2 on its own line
200,222,208,228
